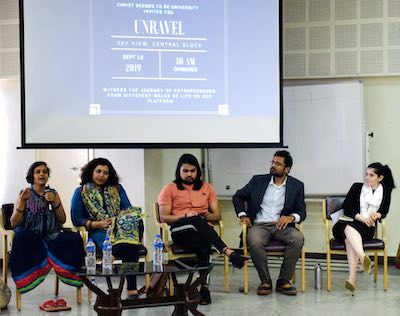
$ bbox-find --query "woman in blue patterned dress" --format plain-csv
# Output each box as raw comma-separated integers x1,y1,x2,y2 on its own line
10,161,84,294
71,158,143,299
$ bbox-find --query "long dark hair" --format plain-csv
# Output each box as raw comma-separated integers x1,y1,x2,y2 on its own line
174,154,203,190
80,158,120,186
26,161,51,184
368,162,395,192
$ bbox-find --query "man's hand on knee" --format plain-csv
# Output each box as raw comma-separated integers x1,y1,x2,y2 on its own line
275,215,295,230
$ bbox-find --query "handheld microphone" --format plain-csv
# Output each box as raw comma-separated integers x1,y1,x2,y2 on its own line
44,186,53,211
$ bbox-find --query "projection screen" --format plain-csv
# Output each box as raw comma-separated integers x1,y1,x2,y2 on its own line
20,0,282,148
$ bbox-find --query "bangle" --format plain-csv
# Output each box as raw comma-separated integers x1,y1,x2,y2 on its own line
53,203,61,210
16,208,24,213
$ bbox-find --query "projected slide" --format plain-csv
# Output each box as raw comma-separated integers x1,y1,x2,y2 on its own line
92,1,226,116
21,0,281,146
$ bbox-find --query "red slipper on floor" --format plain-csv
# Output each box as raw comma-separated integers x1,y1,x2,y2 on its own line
39,300,58,312
55,298,71,311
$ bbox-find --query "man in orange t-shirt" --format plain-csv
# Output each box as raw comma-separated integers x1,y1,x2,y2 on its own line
157,153,246,305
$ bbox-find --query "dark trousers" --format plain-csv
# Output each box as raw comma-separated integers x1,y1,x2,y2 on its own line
112,243,140,290
171,216,227,285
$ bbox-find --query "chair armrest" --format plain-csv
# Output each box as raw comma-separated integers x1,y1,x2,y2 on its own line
381,219,386,242
297,222,304,233
213,220,224,239
157,222,170,246
0,212,10,234
76,226,89,245
0,213,14,240
242,223,248,257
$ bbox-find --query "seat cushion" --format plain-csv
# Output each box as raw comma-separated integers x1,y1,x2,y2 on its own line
170,243,196,255
264,239,286,252
137,244,148,256
363,239,385,250
330,238,384,251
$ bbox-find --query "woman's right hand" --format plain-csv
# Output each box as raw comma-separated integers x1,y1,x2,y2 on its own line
19,188,31,201
94,218,112,230
360,215,375,227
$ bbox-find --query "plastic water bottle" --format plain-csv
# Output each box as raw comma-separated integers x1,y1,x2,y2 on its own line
153,234,164,266
102,236,113,274
86,238,96,275
314,262,322,290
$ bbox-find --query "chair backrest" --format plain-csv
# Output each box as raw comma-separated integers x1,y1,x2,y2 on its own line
325,196,346,219
1,204,14,230
153,202,162,225
153,202,168,242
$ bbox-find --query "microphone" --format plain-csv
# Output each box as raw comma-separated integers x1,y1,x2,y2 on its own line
44,186,53,211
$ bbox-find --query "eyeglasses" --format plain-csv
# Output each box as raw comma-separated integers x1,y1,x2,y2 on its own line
270,160,285,167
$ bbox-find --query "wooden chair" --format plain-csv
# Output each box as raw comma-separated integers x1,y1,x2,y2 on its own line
0,203,82,311
77,209,149,304
241,222,306,294
153,202,230,292
323,196,388,291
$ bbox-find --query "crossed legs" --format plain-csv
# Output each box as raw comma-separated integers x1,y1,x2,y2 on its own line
343,225,367,287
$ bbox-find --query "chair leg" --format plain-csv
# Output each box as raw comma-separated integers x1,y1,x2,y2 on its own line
77,287,82,305
326,251,331,291
374,253,378,283
55,275,59,297
224,255,229,292
243,260,248,294
88,288,92,306
301,248,306,292
2,235,8,284
168,274,174,296
383,250,388,291
16,289,21,311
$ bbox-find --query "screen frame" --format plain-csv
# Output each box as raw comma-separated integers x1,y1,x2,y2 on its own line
19,0,283,149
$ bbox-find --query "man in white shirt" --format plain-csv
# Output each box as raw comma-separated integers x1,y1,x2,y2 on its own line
232,150,306,296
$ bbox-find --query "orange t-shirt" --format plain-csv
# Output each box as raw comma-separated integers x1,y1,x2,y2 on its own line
157,182,217,217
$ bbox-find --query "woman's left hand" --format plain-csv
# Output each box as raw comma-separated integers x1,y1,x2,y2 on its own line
371,212,381,222
44,191,56,203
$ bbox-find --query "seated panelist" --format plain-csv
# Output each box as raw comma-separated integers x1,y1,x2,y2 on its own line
233,150,306,296
157,153,247,305
332,162,395,294
71,158,143,300
10,161,84,296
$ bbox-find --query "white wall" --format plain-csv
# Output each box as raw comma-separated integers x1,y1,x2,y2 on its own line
363,77,400,256
0,79,35,258
0,79,35,205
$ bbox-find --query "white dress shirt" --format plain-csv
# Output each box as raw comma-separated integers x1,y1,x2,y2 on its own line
238,177,300,223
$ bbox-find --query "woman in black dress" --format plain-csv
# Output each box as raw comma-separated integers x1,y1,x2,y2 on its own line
332,162,395,294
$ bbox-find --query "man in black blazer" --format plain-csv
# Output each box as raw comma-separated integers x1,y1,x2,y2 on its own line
232,150,306,296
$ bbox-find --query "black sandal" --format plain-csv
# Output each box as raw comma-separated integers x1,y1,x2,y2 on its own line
229,252,248,269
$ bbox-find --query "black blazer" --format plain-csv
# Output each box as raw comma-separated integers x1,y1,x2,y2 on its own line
232,174,306,224
343,182,392,219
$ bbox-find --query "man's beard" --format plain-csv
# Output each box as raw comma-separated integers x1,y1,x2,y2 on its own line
183,177,194,185
270,167,284,178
